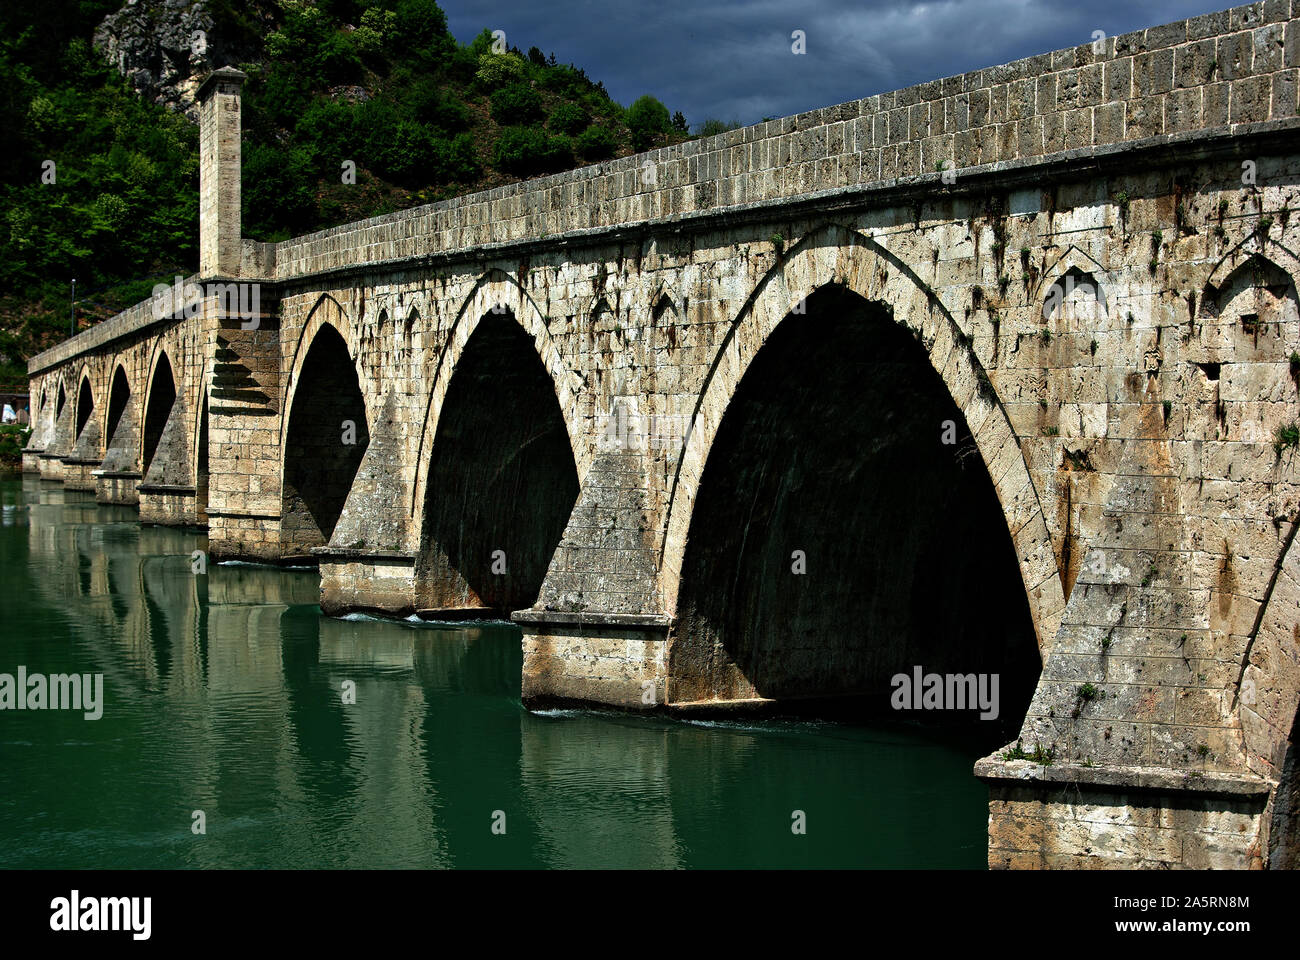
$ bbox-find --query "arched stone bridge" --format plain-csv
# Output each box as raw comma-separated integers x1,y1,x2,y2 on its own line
24,3,1300,868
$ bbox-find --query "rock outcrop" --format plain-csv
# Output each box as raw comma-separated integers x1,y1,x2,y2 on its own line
92,0,259,119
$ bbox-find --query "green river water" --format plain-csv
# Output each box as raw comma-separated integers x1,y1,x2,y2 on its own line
0,475,991,869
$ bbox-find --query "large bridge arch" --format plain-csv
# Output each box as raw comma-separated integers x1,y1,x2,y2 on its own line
661,223,1066,656
411,269,584,518
1237,516,1300,868
105,363,132,446
280,294,370,432
410,270,581,615
140,348,178,478
74,366,95,438
279,295,370,555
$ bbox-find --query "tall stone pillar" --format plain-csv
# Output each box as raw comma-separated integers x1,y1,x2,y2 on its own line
197,66,246,281
193,66,285,557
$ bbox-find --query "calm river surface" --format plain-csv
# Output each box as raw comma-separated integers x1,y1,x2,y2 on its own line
0,475,990,868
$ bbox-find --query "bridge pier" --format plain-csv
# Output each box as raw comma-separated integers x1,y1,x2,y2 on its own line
317,551,418,616
516,612,671,710
61,457,99,491
95,471,141,505
139,484,202,527
37,453,66,482
976,760,1272,869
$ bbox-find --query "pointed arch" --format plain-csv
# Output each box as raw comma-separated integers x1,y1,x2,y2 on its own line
281,305,369,554
1199,251,1300,321
398,305,417,366
1035,245,1112,301
280,293,368,446
105,364,131,444
415,307,580,614
661,222,1066,654
141,350,177,477
651,290,678,324
411,269,583,519
1203,233,1300,297
590,295,614,327
74,368,95,438
667,283,1042,711
1037,247,1111,328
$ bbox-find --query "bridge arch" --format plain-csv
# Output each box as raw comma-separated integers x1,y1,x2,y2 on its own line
1237,517,1300,867
73,366,95,435
44,376,67,450
281,294,370,432
662,223,1066,661
411,269,583,517
279,295,370,554
105,364,132,445
141,349,177,477
191,379,210,519
411,270,581,615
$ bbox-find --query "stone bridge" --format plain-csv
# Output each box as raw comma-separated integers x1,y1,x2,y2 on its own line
23,3,1300,868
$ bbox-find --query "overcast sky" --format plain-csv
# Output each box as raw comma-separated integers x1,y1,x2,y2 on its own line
441,0,1234,127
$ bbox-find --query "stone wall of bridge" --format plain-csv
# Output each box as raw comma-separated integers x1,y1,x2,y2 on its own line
23,1,1300,868
25,282,211,522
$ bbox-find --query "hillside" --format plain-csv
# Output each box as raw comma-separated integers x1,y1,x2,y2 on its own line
0,0,693,384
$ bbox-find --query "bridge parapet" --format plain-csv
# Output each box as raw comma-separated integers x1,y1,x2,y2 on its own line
272,2,1300,280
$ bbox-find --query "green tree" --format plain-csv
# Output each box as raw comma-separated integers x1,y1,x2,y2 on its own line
549,102,587,135
490,83,542,125
626,94,669,149
575,124,618,161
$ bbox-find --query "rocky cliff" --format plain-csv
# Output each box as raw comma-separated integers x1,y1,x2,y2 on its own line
92,0,261,119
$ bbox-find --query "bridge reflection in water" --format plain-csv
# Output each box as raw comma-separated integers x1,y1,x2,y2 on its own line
0,475,993,869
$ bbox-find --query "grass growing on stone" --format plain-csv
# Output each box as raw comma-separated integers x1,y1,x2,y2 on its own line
1002,741,1056,765
1274,422,1300,457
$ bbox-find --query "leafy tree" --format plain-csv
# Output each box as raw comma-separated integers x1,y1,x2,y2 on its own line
475,51,526,91
0,0,692,373
490,83,542,125
697,118,742,137
392,0,449,53
405,74,470,132
575,125,618,161
549,102,587,135
495,126,573,176
626,94,669,149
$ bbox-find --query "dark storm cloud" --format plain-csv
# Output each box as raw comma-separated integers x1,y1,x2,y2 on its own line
441,0,1233,126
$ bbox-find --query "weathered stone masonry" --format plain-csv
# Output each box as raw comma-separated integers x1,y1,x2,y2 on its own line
24,3,1300,868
